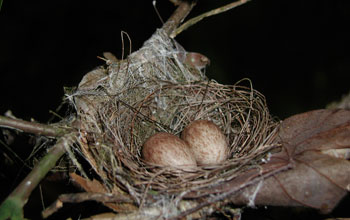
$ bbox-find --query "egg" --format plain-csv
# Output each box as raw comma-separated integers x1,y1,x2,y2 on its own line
181,120,228,165
142,132,197,169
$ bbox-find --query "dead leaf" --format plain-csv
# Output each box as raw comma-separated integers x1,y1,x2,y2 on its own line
69,173,137,213
230,109,350,213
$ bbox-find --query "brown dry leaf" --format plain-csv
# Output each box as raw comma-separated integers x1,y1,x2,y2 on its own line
81,212,118,220
230,109,350,213
70,173,107,194
70,173,137,213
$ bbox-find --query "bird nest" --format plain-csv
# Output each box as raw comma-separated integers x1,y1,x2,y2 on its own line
66,29,279,217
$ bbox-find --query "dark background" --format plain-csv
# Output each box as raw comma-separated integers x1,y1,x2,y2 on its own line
0,0,349,219
1,0,349,121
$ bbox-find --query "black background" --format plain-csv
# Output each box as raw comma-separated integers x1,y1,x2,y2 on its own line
0,0,350,219
1,0,349,121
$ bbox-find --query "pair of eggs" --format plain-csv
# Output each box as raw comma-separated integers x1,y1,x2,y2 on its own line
142,120,228,169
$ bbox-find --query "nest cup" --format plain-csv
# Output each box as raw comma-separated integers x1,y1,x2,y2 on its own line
70,29,278,209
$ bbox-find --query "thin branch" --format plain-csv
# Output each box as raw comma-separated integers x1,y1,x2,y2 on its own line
42,192,134,218
162,0,196,37
0,115,70,138
171,0,250,38
0,133,75,220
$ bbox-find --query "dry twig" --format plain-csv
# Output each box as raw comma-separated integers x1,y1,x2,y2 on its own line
0,115,70,137
171,0,250,38
42,192,134,218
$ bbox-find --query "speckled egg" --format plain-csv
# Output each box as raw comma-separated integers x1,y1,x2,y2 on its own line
142,132,197,169
181,120,228,165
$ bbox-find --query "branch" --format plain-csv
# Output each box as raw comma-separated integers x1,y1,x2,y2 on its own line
0,133,76,220
162,0,196,37
0,115,70,138
42,192,134,218
171,0,250,38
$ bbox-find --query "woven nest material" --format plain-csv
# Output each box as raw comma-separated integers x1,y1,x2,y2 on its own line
67,29,279,215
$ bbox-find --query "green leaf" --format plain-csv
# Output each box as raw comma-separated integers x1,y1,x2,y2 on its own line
0,0,3,12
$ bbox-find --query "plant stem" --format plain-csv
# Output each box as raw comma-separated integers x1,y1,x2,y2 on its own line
0,134,75,220
0,115,69,137
171,0,250,38
162,0,196,37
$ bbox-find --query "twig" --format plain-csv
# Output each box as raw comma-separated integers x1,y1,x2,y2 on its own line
0,115,70,138
42,192,134,218
171,0,250,38
0,133,76,220
162,0,196,37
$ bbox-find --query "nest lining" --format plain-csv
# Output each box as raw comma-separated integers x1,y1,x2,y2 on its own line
68,29,279,209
